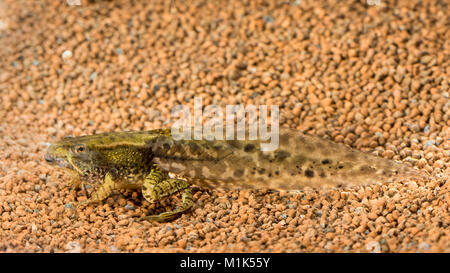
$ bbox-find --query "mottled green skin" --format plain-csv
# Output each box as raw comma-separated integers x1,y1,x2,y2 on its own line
45,128,421,221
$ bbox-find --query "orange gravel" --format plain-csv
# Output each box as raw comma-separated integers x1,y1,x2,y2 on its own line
0,0,449,252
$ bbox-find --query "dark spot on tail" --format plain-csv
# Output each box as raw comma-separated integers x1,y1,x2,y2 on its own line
293,155,307,165
244,144,255,152
163,143,171,151
257,168,265,174
360,165,376,173
274,150,290,161
212,143,223,150
280,133,290,145
345,151,357,160
233,169,245,177
305,169,314,178
228,140,243,149
319,172,326,178
189,142,200,152
321,159,331,164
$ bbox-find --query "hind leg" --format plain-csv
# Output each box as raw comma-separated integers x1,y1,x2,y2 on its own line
141,164,193,222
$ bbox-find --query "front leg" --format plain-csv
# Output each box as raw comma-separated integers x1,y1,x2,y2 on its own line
76,172,117,208
64,169,82,193
141,164,193,222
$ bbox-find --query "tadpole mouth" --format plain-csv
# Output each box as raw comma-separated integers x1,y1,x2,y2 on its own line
44,153,73,169
44,153,54,163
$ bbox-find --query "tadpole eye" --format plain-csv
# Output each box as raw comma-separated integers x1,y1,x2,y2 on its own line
72,144,87,153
